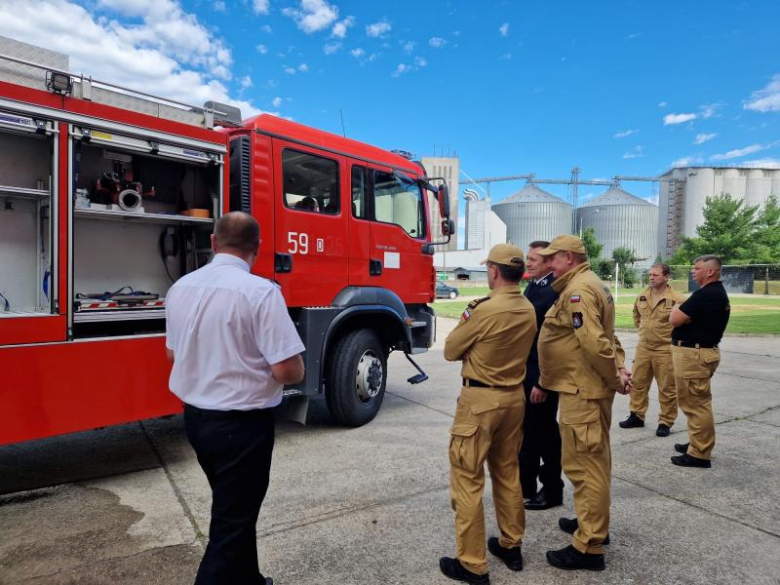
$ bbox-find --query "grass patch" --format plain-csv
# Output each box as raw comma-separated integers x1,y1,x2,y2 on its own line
435,289,780,335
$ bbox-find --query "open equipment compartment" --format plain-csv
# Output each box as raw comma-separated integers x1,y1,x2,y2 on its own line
0,110,56,319
70,125,222,339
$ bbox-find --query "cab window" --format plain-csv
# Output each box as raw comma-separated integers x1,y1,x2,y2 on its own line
351,165,368,219
372,170,425,238
282,149,339,214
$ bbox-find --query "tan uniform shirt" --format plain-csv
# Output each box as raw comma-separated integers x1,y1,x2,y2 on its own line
538,263,624,399
633,285,686,350
444,286,537,387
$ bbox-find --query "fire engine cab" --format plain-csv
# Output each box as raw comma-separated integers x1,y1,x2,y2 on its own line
0,37,453,445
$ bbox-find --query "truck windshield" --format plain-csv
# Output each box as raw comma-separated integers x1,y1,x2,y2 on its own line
374,171,425,238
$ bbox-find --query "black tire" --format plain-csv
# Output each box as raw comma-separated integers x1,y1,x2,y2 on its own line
326,329,387,427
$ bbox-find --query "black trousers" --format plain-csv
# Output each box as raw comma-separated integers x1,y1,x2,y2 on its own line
518,381,564,498
184,404,275,585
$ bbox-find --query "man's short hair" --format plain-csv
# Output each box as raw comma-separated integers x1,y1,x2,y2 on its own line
653,263,671,276
695,254,722,269
528,240,550,250
214,212,260,254
488,260,524,283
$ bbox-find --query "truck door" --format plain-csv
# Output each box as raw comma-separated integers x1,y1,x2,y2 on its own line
366,167,432,304
272,141,348,306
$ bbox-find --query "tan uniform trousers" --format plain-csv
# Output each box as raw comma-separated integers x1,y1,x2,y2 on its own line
630,346,677,426
559,392,613,555
449,386,526,575
672,345,720,460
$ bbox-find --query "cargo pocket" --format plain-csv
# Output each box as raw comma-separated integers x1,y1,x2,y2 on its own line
561,407,602,454
449,423,480,472
700,348,720,377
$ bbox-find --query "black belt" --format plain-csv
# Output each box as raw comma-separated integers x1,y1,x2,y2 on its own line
184,403,273,420
463,378,517,389
672,340,718,349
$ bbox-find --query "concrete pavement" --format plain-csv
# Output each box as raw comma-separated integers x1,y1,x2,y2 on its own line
1,322,779,584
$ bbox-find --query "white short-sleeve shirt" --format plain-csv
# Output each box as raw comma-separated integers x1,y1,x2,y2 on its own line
166,253,305,411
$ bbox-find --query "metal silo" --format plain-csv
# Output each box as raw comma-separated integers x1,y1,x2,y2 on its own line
492,183,572,247
577,186,658,267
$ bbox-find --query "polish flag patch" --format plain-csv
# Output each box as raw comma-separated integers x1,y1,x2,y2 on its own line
462,310,471,321
570,295,581,303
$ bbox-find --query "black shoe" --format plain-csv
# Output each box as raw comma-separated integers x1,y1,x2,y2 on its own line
619,412,645,428
671,453,711,468
546,545,605,571
674,442,689,454
266,579,273,585
487,537,523,571
524,490,563,511
656,424,671,437
558,517,610,545
439,557,490,584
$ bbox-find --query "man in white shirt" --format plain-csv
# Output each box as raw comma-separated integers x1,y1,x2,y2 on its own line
166,212,304,585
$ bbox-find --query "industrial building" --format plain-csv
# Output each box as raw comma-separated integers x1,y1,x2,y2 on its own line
658,165,780,257
577,186,658,268
464,191,491,250
421,156,459,252
492,183,573,247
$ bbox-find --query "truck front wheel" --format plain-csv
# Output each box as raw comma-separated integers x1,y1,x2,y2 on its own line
326,329,387,426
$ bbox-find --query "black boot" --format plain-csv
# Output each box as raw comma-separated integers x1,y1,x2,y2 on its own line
487,537,523,571
618,412,644,428
546,545,605,571
671,453,711,468
558,517,610,545
439,557,490,584
674,442,689,454
656,424,671,437
524,490,563,511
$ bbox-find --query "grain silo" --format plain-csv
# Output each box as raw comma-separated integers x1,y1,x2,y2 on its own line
492,183,572,247
577,186,658,267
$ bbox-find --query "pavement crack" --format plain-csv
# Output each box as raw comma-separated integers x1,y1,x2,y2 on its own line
386,391,456,420
717,371,780,384
139,421,206,548
612,474,780,541
258,483,450,539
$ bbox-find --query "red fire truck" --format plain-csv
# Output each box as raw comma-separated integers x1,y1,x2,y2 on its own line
0,38,452,445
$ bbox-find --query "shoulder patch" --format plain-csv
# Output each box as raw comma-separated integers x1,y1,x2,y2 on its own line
467,296,490,310
572,312,583,328
461,309,471,321
570,295,581,303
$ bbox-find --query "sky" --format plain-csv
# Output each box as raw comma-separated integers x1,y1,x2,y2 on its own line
1,0,779,244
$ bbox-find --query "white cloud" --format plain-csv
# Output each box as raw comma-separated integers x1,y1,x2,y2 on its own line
261,24,273,33
658,101,667,108
501,52,512,60
392,64,409,77
298,63,309,72
252,0,269,14
623,146,645,159
284,65,297,75
283,0,339,34
710,144,766,161
351,48,365,58
613,129,638,138
664,112,697,125
331,15,354,38
272,96,283,108
414,56,427,67
671,155,703,167
0,0,262,116
240,75,253,89
323,42,341,55
213,1,226,12
499,22,509,36
256,44,268,54
627,32,640,39
699,103,721,119
429,36,446,48
366,20,391,37
741,158,780,168
744,74,780,112
694,133,716,145
401,40,415,53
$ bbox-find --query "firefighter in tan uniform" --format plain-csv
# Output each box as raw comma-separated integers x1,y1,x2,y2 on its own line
619,263,686,437
537,235,631,572
439,244,537,585
669,255,730,468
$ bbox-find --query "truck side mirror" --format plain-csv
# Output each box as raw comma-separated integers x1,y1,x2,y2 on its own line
438,184,450,219
441,218,455,236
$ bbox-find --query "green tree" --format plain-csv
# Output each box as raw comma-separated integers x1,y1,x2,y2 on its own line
753,194,780,263
612,247,639,287
581,227,603,261
668,193,760,264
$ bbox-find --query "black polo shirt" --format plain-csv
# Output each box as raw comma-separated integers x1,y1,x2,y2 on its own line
672,281,730,347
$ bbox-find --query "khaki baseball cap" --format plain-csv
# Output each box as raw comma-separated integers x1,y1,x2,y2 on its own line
537,234,587,256
480,243,525,266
